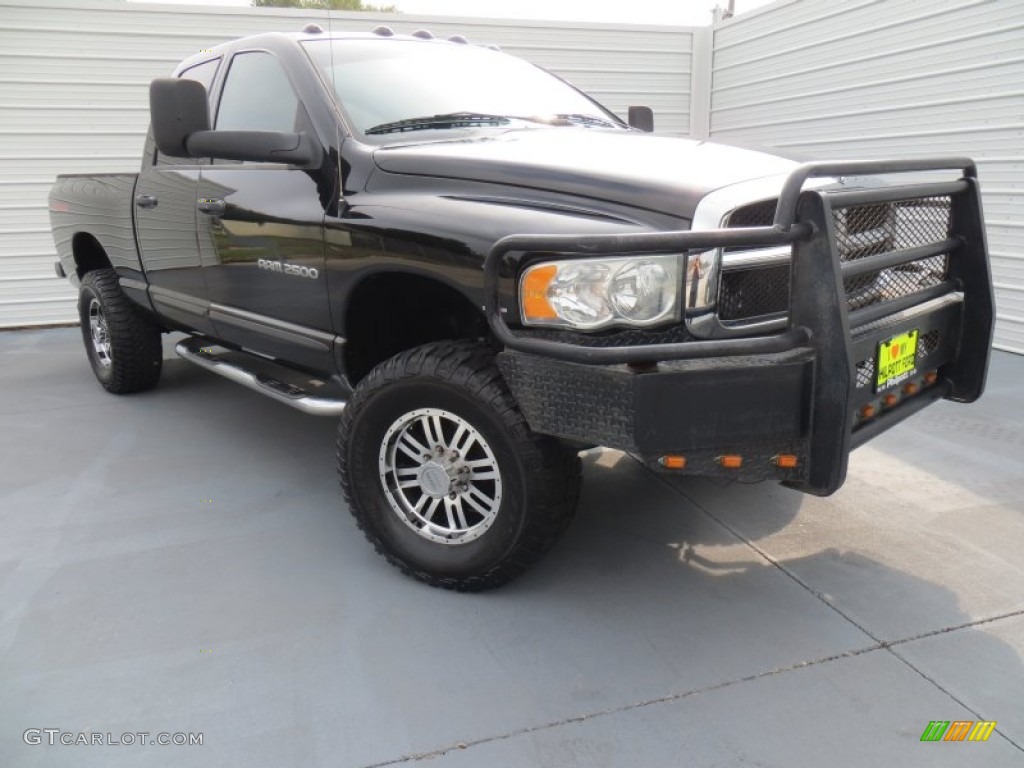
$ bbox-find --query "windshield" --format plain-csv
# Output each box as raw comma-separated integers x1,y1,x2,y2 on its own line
301,39,625,139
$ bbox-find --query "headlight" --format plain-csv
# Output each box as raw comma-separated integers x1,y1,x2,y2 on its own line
520,254,682,330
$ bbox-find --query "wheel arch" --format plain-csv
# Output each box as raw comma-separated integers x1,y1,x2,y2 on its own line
343,270,490,385
71,232,113,279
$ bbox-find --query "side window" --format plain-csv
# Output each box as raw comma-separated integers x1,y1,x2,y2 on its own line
216,52,300,133
181,58,220,92
154,58,220,166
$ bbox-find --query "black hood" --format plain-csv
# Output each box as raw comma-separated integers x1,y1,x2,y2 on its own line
372,129,797,219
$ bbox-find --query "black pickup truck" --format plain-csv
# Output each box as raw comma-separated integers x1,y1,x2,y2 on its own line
49,27,994,590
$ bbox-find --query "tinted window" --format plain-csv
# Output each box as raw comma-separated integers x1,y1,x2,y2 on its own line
301,40,622,139
217,52,299,132
181,58,220,92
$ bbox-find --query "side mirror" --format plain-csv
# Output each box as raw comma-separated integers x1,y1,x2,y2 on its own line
185,130,320,166
150,77,321,166
628,106,655,133
150,78,211,156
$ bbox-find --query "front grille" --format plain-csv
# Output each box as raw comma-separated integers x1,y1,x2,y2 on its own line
726,199,776,229
718,265,791,321
842,258,949,310
855,356,875,389
717,195,954,323
718,199,790,321
835,197,952,312
723,199,777,253
918,328,941,358
834,197,951,259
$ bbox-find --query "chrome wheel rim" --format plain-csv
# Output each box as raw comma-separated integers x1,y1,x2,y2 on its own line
378,407,503,545
88,298,112,368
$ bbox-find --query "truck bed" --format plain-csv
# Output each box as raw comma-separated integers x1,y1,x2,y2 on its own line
49,173,140,287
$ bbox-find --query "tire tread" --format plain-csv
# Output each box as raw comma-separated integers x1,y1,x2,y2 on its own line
79,269,162,394
337,340,581,591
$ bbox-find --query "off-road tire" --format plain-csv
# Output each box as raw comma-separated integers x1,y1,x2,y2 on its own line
78,268,163,393
337,340,581,591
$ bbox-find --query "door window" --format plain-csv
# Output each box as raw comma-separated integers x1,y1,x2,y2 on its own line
216,52,301,133
181,57,220,92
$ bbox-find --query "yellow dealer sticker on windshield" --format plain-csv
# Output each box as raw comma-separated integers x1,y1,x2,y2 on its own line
876,329,919,391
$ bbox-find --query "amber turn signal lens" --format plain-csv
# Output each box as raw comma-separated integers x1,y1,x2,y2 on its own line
924,371,939,385
660,455,687,470
521,264,558,320
774,454,798,468
903,382,919,395
883,393,898,407
718,454,743,469
861,404,876,419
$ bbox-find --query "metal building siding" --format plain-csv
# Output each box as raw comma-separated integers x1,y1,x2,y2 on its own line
0,0,694,328
709,0,1024,354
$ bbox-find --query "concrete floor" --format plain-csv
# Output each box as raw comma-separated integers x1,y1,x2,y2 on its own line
1,327,1022,768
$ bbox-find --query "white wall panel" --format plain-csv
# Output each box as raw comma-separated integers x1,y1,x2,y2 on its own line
710,0,1024,353
0,0,694,328
9,0,1019,353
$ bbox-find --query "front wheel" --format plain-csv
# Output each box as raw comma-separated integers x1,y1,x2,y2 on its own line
337,341,581,591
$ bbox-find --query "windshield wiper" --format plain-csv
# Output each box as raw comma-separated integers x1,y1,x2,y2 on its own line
549,113,620,129
365,111,622,135
365,112,514,135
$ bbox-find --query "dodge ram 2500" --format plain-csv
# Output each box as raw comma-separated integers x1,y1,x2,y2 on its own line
49,26,994,590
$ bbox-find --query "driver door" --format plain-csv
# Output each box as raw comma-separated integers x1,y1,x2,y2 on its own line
197,50,333,373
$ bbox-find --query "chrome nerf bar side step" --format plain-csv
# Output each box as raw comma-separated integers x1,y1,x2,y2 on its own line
174,337,347,416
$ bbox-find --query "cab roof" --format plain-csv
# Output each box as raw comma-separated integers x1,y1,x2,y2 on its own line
175,27,486,74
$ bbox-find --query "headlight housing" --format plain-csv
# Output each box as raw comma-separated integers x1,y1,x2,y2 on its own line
519,254,682,330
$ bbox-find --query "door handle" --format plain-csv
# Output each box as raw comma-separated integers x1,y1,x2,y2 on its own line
135,194,158,209
197,199,226,216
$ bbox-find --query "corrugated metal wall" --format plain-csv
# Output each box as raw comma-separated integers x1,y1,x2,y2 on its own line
4,0,1022,354
0,0,694,327
708,0,1024,354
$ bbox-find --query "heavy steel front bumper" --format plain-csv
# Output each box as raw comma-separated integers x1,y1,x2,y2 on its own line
484,158,994,495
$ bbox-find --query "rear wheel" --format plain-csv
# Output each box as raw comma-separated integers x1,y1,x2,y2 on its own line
78,269,163,393
338,340,581,591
